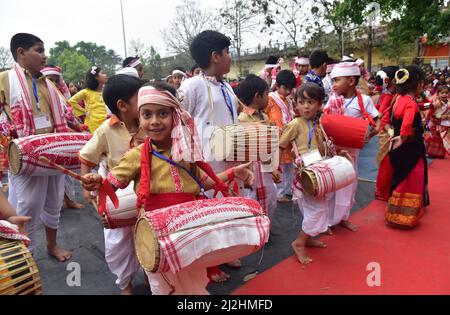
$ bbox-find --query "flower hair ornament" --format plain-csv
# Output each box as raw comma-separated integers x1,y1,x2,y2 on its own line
395,68,409,85
90,66,98,75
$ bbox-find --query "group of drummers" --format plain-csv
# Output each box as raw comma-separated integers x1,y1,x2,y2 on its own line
1,29,447,295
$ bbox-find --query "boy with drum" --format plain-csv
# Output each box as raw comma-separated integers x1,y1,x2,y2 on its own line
279,83,330,264
78,74,145,295
324,62,381,232
0,33,74,261
82,82,254,294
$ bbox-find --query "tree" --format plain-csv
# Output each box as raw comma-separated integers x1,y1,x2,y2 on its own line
219,0,260,75
253,0,318,49
326,0,450,63
47,41,122,79
161,0,217,57
74,42,122,76
53,49,90,84
0,47,13,70
144,46,163,81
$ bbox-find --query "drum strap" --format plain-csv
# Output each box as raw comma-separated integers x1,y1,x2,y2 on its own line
152,150,206,191
356,92,376,127
137,137,230,209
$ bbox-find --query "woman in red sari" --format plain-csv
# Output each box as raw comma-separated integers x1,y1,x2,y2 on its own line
386,66,430,228
375,66,398,201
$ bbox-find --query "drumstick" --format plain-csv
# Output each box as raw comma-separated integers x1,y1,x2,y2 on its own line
38,156,90,185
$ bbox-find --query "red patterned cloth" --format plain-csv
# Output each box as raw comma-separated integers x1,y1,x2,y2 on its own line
141,197,270,273
0,63,69,138
0,220,30,246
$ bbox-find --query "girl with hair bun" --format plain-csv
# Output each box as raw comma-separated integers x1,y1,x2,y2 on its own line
385,65,430,228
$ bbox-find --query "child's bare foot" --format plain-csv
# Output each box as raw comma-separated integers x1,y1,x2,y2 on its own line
321,227,333,235
210,270,231,283
121,283,133,295
340,220,358,232
306,238,327,248
291,241,312,265
47,245,72,262
226,259,242,268
64,195,84,209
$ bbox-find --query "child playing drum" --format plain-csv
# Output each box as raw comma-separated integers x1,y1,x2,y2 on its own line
82,83,254,295
78,74,145,295
236,74,278,220
279,83,330,265
324,62,381,232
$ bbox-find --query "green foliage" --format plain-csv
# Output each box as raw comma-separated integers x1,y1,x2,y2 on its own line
47,41,122,83
54,50,90,84
143,46,164,81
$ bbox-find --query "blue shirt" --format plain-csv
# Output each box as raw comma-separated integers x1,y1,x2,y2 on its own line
305,70,324,88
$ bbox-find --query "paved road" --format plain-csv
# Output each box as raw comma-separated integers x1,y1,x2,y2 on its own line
4,136,381,295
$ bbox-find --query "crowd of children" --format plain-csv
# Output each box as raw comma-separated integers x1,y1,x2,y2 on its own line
0,28,447,295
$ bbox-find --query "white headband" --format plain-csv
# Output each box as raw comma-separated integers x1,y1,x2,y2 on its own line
129,59,142,68
172,70,186,77
356,59,364,66
295,57,309,65
116,67,139,78
42,70,61,77
330,62,361,79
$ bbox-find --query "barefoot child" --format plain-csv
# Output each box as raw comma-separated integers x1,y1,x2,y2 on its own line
265,70,297,203
324,62,381,232
236,74,278,219
0,33,74,261
279,83,329,264
78,74,145,295
69,66,108,132
179,30,245,282
82,83,254,294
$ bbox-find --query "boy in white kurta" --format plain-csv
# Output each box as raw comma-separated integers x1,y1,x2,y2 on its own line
179,30,245,281
324,62,380,232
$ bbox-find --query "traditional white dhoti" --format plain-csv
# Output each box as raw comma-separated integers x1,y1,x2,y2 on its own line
64,175,76,201
244,163,277,220
328,149,359,226
8,172,65,252
98,160,140,290
277,163,294,197
297,190,330,237
145,266,209,295
104,226,140,290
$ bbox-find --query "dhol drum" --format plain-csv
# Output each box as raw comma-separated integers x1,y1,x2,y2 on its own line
101,182,138,229
321,114,369,149
134,197,270,274
0,239,43,295
8,132,92,176
301,155,356,197
210,123,279,164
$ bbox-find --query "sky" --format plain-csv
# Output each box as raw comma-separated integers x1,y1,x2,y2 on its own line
0,0,222,58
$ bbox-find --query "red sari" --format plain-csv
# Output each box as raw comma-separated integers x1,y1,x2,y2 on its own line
386,95,429,228
375,93,396,201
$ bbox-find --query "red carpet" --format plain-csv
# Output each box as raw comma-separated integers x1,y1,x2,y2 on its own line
234,158,450,295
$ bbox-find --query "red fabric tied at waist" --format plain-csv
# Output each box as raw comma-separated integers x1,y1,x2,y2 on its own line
143,192,197,212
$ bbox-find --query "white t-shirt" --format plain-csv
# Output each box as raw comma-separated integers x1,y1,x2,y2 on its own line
179,75,239,168
343,94,379,119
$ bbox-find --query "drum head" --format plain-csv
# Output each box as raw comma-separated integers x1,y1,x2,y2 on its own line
134,218,160,273
301,170,317,197
0,239,43,295
7,142,21,175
